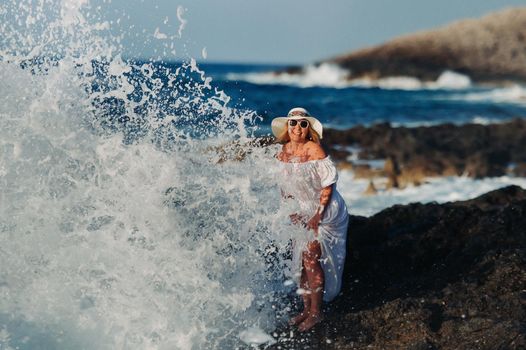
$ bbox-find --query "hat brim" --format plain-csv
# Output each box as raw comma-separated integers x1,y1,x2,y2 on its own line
271,115,323,139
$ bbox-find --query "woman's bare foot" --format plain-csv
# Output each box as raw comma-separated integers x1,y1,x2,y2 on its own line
288,311,309,326
298,314,323,332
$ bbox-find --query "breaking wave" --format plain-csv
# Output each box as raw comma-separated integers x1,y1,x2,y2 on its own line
0,1,294,349
226,63,472,91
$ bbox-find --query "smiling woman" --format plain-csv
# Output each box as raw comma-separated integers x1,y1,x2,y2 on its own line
273,107,349,332
272,108,323,147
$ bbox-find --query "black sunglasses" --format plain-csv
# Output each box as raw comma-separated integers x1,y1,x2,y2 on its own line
288,119,309,128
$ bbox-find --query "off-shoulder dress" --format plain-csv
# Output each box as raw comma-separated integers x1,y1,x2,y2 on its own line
279,156,349,302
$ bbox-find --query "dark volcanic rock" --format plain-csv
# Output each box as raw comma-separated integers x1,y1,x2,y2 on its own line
326,7,526,84
271,185,526,349
324,119,526,181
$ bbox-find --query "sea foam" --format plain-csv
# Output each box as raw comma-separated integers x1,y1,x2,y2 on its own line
350,70,472,90
226,63,472,91
452,84,526,104
226,63,351,88
338,170,526,217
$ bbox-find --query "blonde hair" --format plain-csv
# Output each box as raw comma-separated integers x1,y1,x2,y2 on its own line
275,123,321,144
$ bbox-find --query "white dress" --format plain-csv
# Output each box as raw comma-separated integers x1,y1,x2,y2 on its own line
279,156,349,302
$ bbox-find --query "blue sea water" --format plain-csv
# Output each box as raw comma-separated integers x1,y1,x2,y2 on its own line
192,62,526,135
84,59,526,142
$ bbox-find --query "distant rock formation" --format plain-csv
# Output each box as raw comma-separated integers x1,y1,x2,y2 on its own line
335,7,526,83
287,7,526,84
324,118,526,185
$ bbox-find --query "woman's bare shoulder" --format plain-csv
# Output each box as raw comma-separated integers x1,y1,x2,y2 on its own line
277,143,289,161
306,141,326,160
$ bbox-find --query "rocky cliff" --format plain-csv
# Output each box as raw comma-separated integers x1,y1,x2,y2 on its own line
286,7,526,84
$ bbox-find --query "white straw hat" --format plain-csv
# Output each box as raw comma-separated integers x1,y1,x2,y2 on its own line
271,107,323,139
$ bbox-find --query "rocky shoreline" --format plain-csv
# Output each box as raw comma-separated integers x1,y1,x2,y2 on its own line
220,119,526,348
271,185,526,349
323,118,526,192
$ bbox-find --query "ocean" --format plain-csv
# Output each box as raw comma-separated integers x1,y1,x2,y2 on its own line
199,62,526,132
2,1,526,349
196,62,526,216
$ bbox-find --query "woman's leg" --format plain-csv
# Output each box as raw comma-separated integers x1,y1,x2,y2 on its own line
288,264,311,325
298,240,324,331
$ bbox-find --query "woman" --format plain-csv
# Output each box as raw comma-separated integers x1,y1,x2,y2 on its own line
273,107,349,332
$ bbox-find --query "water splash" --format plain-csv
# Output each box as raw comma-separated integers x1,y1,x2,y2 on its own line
0,1,290,349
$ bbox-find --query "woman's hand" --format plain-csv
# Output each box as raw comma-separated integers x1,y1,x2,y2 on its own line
307,212,322,234
290,213,306,226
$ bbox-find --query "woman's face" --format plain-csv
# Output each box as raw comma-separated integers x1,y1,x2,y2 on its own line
287,119,309,142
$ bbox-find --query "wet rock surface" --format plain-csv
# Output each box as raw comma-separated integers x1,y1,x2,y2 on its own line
271,185,526,349
323,119,526,183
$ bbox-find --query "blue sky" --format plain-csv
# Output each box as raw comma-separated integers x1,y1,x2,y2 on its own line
108,0,526,64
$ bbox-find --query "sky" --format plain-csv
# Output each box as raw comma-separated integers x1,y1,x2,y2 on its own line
107,0,526,65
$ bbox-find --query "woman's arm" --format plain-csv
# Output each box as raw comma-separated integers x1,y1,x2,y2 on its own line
306,141,332,234
307,185,332,234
